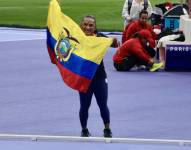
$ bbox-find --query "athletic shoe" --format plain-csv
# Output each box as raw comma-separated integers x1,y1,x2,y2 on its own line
81,128,91,137
149,62,164,72
103,128,112,138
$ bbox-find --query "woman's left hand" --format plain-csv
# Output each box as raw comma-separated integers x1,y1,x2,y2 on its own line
112,38,120,48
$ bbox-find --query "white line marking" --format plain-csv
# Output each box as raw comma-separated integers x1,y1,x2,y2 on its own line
0,134,191,146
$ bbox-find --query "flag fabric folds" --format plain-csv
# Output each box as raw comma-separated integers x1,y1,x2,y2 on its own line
46,0,113,93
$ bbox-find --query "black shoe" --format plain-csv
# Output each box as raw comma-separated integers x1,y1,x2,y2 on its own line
103,128,112,138
81,128,90,137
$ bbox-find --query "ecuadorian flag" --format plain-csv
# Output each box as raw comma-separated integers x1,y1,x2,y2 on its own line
46,0,113,93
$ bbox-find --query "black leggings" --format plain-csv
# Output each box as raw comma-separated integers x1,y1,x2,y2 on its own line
145,46,156,58
114,56,137,71
79,77,110,129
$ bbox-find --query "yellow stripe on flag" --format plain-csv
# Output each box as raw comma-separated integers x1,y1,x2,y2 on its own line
47,0,113,64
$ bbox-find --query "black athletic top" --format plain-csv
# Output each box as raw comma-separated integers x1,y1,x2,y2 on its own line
93,32,108,80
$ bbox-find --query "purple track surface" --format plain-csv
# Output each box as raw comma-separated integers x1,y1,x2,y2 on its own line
0,140,191,150
0,28,191,149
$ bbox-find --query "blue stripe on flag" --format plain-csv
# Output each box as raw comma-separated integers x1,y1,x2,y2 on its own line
47,28,98,80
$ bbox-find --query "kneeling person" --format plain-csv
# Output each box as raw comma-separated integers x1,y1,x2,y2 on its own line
113,29,163,72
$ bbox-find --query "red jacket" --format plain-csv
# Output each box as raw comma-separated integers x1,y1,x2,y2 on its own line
113,38,151,64
122,20,157,47
138,29,156,48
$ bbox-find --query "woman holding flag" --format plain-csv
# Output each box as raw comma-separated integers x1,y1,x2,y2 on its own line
47,0,118,138
79,15,118,138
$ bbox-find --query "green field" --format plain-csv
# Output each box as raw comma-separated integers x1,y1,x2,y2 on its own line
0,0,179,31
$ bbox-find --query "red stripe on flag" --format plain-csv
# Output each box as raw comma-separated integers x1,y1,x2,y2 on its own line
57,62,91,93
47,46,57,64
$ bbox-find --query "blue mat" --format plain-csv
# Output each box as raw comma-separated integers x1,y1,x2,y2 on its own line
0,39,191,139
0,29,191,141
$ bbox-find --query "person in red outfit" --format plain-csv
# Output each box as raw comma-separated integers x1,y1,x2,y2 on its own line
122,10,156,45
113,29,163,72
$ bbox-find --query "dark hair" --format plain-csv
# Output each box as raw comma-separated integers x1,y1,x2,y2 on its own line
132,32,143,39
80,15,97,33
139,9,148,18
